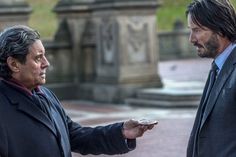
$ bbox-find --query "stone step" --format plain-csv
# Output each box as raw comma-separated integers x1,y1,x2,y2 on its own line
126,98,200,108
125,81,204,108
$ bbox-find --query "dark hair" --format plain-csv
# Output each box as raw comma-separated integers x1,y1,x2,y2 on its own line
0,25,40,79
186,0,236,42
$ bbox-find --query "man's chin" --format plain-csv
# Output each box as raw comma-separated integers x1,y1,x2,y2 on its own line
197,52,212,58
197,50,204,57
197,53,205,58
39,79,46,85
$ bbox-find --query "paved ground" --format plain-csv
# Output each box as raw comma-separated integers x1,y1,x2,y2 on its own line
61,58,213,157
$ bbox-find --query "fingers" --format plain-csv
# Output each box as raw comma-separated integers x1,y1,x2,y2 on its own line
147,124,156,130
138,125,149,136
122,119,158,139
123,119,140,130
139,124,156,136
130,119,141,126
138,123,157,136
122,122,157,139
135,126,145,138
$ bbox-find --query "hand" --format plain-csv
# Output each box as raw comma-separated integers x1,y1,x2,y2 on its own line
122,119,157,139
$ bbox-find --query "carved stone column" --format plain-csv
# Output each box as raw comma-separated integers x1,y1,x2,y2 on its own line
0,0,31,30
53,0,96,99
53,0,163,102
54,0,94,83
92,0,163,103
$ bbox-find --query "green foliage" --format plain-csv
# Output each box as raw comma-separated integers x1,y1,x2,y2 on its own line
157,0,192,31
26,0,236,38
157,0,236,31
26,0,58,39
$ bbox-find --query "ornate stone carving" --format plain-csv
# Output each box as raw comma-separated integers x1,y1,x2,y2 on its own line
126,16,149,64
99,18,117,65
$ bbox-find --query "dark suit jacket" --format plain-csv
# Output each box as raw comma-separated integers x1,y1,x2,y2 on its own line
0,81,135,157
187,47,236,157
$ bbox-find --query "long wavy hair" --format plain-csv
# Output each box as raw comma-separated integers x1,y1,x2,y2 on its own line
186,0,236,42
0,25,40,79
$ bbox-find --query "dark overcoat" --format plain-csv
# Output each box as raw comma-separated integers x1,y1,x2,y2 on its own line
0,81,135,157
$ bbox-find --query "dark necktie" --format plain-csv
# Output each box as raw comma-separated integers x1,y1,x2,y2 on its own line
203,61,218,105
200,61,218,122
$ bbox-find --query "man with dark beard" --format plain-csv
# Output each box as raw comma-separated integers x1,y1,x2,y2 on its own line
186,0,236,157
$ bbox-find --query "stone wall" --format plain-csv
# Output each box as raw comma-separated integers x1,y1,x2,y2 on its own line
0,0,31,30
0,0,198,102
158,29,197,60
41,20,196,101
51,0,163,103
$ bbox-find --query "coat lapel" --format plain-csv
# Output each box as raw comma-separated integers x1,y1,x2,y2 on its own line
17,100,58,136
1,82,58,136
200,48,236,129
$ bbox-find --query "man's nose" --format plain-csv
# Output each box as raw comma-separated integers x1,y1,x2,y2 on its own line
189,32,197,43
42,56,50,68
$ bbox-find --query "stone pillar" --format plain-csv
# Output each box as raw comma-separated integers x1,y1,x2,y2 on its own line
92,0,163,103
54,0,94,82
0,0,31,30
53,0,95,99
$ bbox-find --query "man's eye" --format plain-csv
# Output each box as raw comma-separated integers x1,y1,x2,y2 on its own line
193,29,201,33
35,57,42,62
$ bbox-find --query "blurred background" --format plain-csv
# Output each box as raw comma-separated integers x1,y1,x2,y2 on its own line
26,0,198,39
1,0,236,156
26,0,236,39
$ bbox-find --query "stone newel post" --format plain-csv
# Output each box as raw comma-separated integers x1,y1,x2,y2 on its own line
92,0,163,103
53,0,163,103
0,0,31,30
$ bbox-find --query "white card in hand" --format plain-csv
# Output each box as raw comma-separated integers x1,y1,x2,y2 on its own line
137,119,158,125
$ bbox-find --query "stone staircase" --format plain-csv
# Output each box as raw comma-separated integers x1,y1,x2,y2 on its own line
125,80,204,108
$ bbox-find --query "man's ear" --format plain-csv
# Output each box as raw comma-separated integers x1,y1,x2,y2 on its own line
6,56,20,73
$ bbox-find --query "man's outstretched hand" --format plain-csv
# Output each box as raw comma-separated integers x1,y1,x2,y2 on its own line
122,119,158,139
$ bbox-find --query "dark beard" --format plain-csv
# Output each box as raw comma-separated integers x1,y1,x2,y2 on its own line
199,34,219,58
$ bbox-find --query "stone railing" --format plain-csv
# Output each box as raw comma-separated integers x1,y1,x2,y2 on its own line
158,29,197,60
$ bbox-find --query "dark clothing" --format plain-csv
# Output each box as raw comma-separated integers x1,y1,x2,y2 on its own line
0,80,135,157
187,47,236,157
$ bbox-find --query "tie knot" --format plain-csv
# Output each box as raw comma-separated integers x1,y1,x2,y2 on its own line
211,61,218,71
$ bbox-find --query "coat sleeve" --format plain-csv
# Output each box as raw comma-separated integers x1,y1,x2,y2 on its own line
0,94,8,157
66,116,136,155
40,87,136,155
0,121,8,157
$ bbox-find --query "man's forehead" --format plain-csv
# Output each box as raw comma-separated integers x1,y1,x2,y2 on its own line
187,14,209,30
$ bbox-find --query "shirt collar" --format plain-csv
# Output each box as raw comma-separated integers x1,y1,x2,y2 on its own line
215,43,236,71
3,78,40,96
